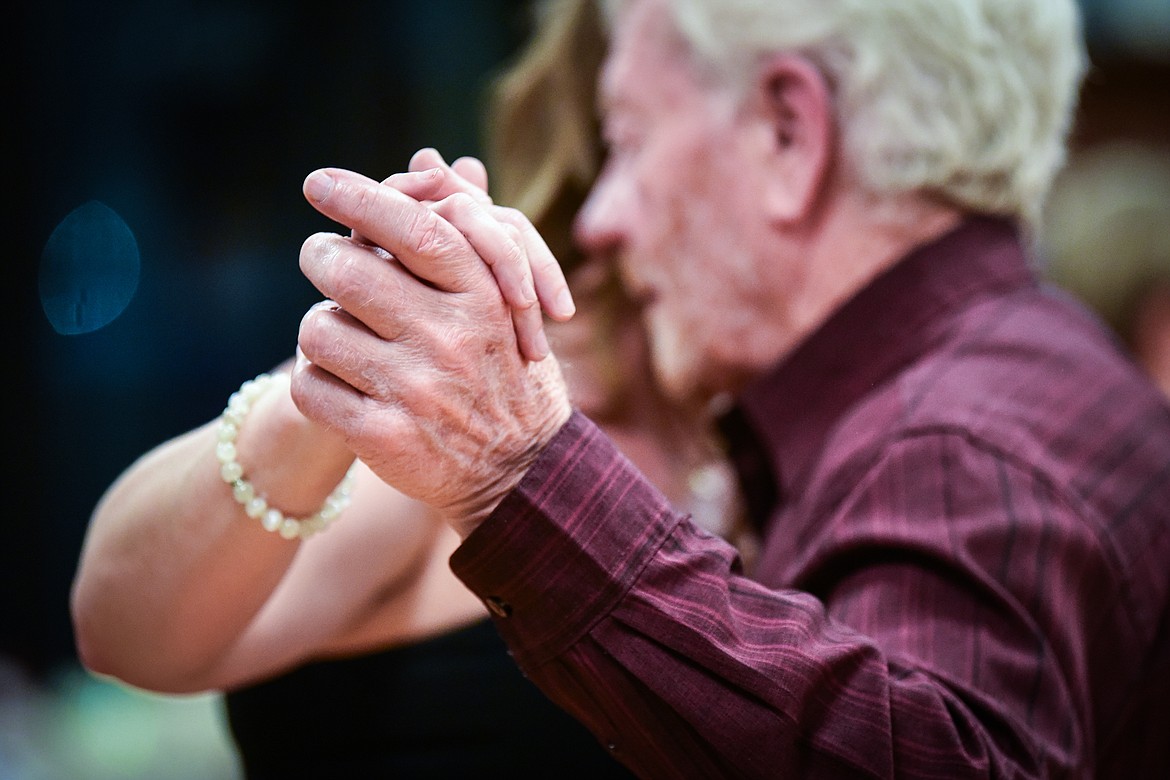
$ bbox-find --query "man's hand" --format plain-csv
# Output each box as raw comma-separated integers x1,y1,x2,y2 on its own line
292,167,572,536
367,147,576,362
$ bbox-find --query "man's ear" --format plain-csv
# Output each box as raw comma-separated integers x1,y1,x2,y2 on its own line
754,55,834,225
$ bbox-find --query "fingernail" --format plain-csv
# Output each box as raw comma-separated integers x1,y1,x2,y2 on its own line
304,170,335,202
555,288,576,318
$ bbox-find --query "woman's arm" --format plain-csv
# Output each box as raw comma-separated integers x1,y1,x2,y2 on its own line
70,370,460,693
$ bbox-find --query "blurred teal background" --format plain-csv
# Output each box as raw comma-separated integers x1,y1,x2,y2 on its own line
7,0,1169,777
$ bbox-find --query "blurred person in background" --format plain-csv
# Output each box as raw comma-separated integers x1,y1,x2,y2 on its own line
1042,141,1170,398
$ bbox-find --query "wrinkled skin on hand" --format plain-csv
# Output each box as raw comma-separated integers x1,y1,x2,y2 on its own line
380,148,577,362
292,166,573,537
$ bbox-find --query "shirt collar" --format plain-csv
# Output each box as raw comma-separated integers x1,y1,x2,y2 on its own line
718,216,1036,529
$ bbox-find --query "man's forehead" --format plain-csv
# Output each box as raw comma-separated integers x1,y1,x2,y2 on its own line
597,45,636,116
597,0,692,116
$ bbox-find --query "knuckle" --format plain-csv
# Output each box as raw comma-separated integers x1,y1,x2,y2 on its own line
302,243,368,308
447,325,482,359
413,371,442,402
330,262,373,307
348,184,380,223
391,362,443,410
359,363,393,400
446,191,476,211
409,214,450,258
419,320,478,371
494,206,524,225
501,222,524,243
500,237,528,272
514,293,540,314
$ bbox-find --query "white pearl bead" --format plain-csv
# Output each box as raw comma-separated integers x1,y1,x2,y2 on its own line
262,508,283,533
215,441,237,465
232,480,254,504
217,372,357,541
246,496,267,519
220,462,244,483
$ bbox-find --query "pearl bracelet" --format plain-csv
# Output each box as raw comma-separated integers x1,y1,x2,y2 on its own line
215,373,357,540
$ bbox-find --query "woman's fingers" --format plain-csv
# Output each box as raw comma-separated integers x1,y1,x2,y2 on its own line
491,205,576,322
431,194,548,360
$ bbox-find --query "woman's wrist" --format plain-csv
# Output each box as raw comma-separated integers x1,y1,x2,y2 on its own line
217,372,358,539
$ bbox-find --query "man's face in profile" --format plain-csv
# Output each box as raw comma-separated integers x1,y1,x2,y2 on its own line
574,0,790,404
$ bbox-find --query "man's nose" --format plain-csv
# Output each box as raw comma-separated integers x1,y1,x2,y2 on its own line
573,175,626,258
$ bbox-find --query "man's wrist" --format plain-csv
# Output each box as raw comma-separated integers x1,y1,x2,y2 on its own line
446,401,573,539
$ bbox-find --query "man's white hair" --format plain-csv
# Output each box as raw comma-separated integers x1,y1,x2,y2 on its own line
604,0,1087,229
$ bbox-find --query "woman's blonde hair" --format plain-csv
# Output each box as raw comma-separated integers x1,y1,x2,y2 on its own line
484,0,607,274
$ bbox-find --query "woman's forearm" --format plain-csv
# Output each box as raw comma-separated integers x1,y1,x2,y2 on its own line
70,372,356,692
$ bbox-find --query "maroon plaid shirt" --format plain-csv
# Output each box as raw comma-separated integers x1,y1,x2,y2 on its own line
452,217,1170,778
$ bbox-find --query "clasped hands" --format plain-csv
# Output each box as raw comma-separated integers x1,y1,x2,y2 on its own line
292,149,575,537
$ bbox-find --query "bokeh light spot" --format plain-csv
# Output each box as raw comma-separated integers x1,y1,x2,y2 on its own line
40,201,140,335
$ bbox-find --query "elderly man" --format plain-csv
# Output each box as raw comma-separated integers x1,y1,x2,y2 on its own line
292,0,1170,776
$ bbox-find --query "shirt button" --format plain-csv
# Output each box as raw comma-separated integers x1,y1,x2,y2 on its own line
485,596,513,618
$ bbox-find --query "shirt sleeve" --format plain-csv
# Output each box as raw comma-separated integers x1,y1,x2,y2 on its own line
450,411,1095,779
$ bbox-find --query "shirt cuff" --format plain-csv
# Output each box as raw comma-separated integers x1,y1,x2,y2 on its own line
449,409,681,669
